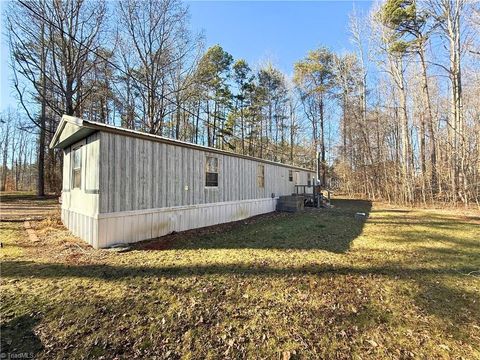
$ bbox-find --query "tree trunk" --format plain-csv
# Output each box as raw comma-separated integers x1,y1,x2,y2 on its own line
319,95,326,186
418,47,438,198
37,23,46,197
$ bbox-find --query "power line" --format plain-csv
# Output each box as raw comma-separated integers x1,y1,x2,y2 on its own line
17,0,308,165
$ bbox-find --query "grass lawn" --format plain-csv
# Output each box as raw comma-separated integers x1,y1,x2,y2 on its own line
0,191,58,221
1,197,479,359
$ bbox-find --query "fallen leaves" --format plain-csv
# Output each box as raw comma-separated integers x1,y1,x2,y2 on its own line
365,339,378,348
2,201,479,359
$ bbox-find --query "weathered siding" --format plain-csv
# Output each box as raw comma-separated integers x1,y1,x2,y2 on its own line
62,208,99,248
55,116,317,249
96,198,277,248
99,132,315,214
61,133,100,246
61,133,100,217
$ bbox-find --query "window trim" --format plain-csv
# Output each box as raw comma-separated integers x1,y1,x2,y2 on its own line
205,155,219,188
71,145,82,190
257,164,265,188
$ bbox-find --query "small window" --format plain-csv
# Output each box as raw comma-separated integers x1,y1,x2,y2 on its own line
288,170,293,182
205,156,218,187
307,173,312,186
257,164,265,188
72,146,82,189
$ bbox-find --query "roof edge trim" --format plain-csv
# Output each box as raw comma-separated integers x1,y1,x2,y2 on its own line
51,115,316,173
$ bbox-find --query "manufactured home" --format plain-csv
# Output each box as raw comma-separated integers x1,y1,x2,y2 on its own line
50,115,316,248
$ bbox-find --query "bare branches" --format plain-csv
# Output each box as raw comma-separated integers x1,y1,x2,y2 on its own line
116,0,197,134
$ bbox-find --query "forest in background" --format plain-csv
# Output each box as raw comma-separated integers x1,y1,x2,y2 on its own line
0,0,479,206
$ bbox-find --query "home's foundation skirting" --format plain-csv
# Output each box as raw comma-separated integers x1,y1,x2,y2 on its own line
64,198,277,249
62,208,99,248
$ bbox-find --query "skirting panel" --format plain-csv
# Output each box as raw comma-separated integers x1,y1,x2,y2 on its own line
61,208,99,248
96,198,277,248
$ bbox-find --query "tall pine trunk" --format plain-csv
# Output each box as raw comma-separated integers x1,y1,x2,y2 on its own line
37,22,46,197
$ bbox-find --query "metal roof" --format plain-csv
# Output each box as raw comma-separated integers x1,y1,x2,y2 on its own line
51,115,315,173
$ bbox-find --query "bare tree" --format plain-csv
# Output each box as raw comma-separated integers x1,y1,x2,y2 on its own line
8,0,106,195
117,0,193,135
0,113,12,191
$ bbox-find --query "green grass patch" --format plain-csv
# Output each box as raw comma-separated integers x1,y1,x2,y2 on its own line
1,198,479,359
0,222,25,258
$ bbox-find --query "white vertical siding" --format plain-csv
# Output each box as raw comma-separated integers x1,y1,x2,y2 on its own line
97,197,278,248
62,133,100,219
62,131,314,248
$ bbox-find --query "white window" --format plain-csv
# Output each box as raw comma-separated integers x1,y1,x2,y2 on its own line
205,156,218,187
72,146,82,189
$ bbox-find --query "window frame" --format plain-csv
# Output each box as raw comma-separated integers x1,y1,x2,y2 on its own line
257,164,265,188
71,145,82,190
288,169,293,182
205,155,219,187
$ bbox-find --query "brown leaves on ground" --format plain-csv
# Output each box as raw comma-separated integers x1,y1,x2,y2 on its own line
1,198,479,359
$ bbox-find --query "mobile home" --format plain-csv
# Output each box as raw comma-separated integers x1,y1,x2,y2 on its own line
50,115,316,248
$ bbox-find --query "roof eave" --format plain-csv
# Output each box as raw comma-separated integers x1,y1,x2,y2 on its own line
81,120,315,172
50,115,92,149
50,115,316,173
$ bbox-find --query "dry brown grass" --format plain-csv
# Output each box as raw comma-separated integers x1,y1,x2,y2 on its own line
1,197,479,359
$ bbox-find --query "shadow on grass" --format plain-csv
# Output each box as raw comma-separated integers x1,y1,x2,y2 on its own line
0,193,58,203
414,279,479,321
368,219,479,228
378,228,480,256
0,224,26,231
2,259,477,281
370,209,412,213
413,278,480,342
2,260,478,332
136,199,372,253
0,314,43,358
404,231,479,248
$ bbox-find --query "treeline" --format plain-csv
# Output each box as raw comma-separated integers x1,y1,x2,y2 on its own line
0,111,38,191
3,0,480,206
336,0,480,205
5,0,319,195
